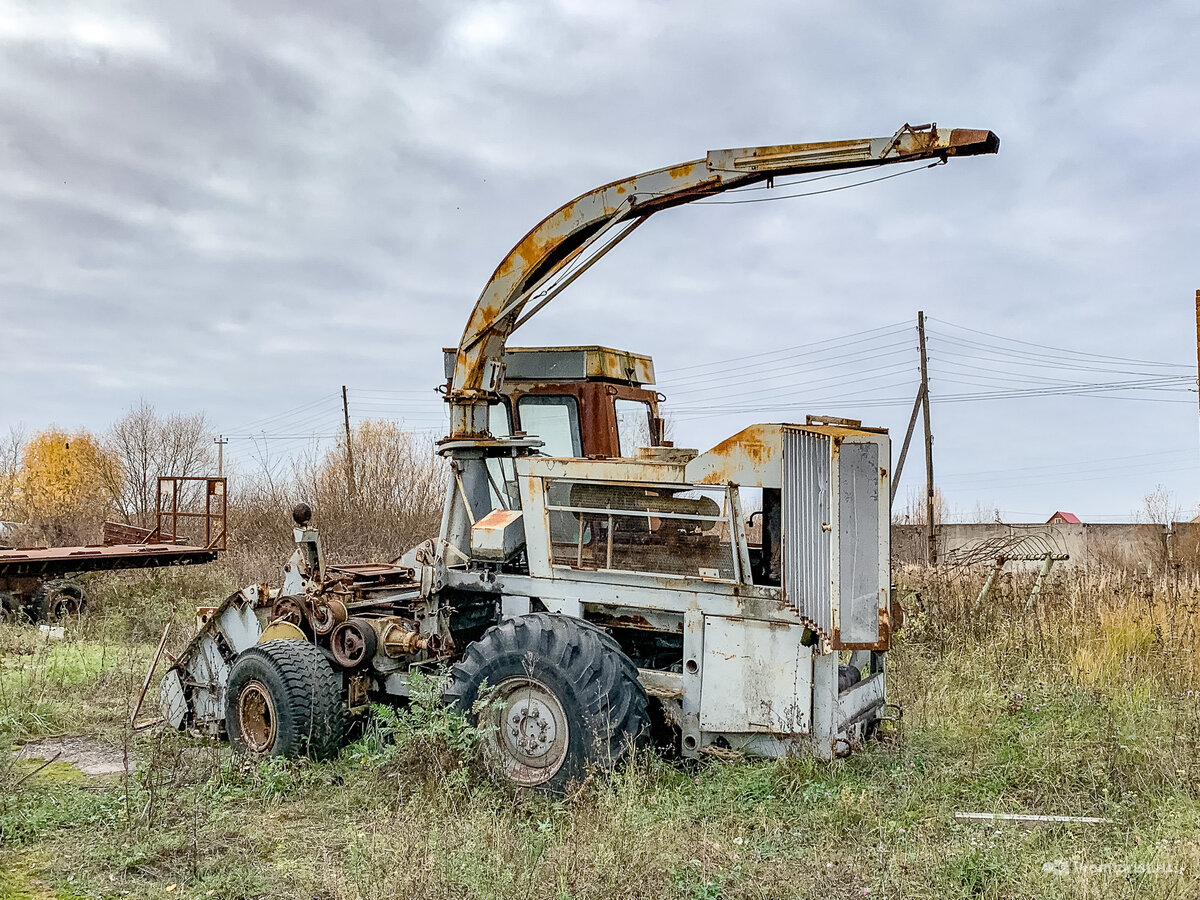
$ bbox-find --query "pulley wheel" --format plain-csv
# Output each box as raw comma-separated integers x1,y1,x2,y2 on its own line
330,618,378,669
311,598,348,636
272,596,309,631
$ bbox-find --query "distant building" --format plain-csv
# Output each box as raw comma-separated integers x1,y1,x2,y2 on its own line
1047,511,1081,525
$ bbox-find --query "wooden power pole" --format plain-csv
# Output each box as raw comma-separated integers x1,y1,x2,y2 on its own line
1195,290,1200,447
918,311,937,565
342,385,356,494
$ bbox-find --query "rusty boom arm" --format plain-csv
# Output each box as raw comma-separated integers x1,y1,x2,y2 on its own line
447,123,999,439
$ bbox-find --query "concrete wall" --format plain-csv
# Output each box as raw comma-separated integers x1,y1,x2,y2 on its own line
892,522,1174,572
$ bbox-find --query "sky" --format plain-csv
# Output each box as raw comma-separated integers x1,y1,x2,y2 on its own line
2,0,1199,523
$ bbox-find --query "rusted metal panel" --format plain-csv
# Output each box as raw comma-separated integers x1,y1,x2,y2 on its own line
686,423,784,488
0,542,218,578
699,616,813,734
102,521,178,545
828,434,892,651
834,441,883,645
686,423,884,489
471,508,525,561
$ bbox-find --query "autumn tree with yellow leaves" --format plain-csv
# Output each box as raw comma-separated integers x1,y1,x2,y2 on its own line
12,428,117,544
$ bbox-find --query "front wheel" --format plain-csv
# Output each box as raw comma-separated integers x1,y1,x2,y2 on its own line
224,639,348,759
446,613,650,792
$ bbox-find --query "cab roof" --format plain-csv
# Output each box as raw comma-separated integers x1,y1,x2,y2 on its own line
443,345,655,386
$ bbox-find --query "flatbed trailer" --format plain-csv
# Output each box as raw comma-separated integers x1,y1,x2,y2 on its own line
0,476,226,620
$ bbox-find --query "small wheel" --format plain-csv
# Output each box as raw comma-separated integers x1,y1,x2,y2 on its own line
311,599,348,636
272,596,310,633
329,618,378,669
236,680,278,753
224,639,347,759
446,613,650,792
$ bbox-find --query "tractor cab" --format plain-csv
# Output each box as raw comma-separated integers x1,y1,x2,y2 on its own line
442,345,665,458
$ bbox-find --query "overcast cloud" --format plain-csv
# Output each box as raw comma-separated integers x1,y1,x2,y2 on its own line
2,0,1199,522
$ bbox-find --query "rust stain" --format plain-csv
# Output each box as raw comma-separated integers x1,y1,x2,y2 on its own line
708,434,770,466
588,612,683,633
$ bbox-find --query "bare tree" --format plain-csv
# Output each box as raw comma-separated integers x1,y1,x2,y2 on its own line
1140,484,1185,525
98,402,214,527
292,421,446,559
893,486,945,526
0,427,26,530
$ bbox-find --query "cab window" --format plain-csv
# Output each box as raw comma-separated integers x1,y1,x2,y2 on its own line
517,395,581,457
488,401,512,438
615,398,653,456
487,401,517,508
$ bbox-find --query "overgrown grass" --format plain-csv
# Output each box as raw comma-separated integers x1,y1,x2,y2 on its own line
2,565,1199,898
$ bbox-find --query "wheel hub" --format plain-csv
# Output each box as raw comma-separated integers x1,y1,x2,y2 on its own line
486,677,569,786
508,696,558,758
237,680,277,754
50,593,83,620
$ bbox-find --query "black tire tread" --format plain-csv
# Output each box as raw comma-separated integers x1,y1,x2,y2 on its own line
226,639,347,759
446,612,650,790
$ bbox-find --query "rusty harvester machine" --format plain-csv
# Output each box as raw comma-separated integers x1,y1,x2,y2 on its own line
162,124,999,790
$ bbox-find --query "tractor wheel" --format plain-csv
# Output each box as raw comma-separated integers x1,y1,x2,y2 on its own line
30,581,87,622
446,613,650,793
48,584,86,620
224,639,347,759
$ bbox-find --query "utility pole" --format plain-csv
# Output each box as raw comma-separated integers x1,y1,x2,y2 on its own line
1195,290,1200,449
342,385,356,494
214,435,228,476
918,311,937,565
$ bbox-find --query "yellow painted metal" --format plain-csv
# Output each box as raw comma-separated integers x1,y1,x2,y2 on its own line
258,621,307,643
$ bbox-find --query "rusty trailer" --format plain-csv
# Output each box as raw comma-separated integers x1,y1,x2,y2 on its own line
0,477,226,621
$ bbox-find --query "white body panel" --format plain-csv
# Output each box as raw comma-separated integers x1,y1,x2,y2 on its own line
699,616,813,734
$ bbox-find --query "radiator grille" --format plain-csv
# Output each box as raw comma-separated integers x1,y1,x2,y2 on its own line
783,429,831,634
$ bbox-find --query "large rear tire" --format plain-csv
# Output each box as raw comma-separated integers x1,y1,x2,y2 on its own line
446,613,650,792
224,639,348,760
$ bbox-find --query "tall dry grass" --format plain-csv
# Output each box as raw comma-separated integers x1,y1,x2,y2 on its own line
896,563,1200,689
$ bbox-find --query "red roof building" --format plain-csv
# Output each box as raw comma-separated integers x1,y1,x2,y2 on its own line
1046,511,1081,525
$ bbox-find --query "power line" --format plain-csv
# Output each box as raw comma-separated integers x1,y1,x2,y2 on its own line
659,340,914,395
669,361,916,408
928,317,1191,370
657,321,910,375
927,333,1188,378
223,393,339,434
